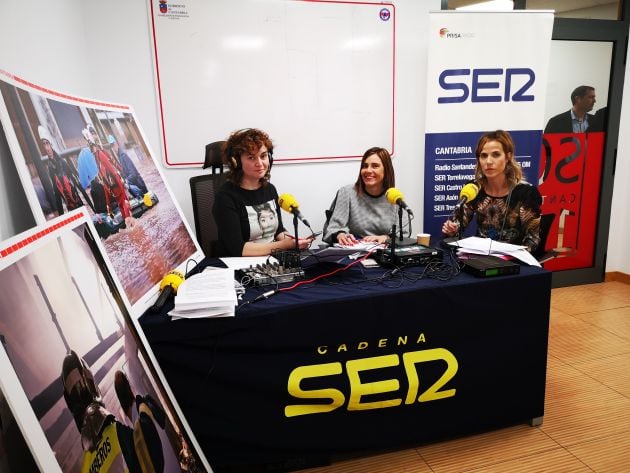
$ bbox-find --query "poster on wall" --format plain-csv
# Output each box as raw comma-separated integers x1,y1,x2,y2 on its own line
0,209,213,472
0,69,203,316
423,11,554,239
149,0,395,166
538,132,604,271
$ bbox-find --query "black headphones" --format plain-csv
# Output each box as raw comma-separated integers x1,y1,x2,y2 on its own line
226,128,274,171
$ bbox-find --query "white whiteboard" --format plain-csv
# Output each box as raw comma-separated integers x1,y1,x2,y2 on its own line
149,0,395,167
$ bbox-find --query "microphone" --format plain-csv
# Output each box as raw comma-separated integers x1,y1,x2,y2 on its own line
150,270,185,312
454,183,479,210
385,188,413,216
278,193,311,228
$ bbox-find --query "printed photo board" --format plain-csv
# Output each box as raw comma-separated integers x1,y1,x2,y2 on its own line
0,209,213,472
0,69,204,317
0,387,38,471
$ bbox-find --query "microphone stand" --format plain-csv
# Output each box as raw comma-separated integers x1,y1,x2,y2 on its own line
389,224,396,261
292,213,299,253
442,205,462,248
397,205,416,246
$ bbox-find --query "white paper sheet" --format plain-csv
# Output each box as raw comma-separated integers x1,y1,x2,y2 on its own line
333,242,385,251
450,236,541,267
170,268,237,318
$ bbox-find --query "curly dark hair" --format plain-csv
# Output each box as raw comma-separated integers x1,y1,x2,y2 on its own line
223,128,274,186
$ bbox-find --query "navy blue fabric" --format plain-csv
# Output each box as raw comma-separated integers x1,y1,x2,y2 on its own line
140,258,551,470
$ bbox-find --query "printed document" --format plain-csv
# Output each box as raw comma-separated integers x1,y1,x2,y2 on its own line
169,268,237,319
449,236,540,267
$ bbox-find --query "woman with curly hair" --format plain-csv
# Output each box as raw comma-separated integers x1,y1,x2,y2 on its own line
213,128,313,256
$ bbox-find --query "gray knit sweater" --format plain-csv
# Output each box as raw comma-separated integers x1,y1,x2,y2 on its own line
323,184,397,244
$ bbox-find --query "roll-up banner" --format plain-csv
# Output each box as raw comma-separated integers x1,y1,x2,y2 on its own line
423,11,554,237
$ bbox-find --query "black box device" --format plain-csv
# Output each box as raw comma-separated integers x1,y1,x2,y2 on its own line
462,254,520,277
376,244,443,267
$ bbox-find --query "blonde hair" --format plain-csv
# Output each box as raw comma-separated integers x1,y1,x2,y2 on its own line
474,130,522,189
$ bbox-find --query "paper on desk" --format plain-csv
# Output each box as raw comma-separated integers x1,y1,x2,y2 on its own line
450,236,524,252
169,268,237,318
333,241,384,251
170,306,234,320
451,236,541,267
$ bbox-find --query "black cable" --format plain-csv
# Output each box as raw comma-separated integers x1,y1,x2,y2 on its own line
185,257,198,276
237,244,463,307
237,267,280,292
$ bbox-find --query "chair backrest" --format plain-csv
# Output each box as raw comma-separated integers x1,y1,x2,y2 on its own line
203,140,226,172
534,213,555,260
322,190,340,243
190,173,227,258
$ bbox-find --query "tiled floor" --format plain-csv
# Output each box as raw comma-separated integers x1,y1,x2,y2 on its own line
299,280,630,473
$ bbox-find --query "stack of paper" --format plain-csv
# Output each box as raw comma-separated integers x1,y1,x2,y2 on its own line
334,241,384,251
449,236,540,267
169,267,237,319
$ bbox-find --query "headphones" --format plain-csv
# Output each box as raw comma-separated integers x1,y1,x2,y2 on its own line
226,128,273,171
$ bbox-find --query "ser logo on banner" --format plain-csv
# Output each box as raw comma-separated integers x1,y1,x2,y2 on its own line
438,68,536,103
284,347,459,418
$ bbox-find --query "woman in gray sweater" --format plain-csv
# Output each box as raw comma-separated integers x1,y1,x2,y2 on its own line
323,147,397,245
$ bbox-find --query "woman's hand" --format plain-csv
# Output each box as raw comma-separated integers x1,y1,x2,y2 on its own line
277,232,314,251
296,237,314,250
361,235,388,244
336,232,358,246
442,219,459,236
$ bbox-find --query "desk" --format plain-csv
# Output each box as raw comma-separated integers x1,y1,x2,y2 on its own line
140,260,551,470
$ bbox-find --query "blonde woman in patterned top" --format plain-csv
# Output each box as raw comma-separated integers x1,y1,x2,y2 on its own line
441,130,542,253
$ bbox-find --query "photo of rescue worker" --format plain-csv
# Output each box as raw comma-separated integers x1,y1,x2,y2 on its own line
0,75,200,309
0,214,209,472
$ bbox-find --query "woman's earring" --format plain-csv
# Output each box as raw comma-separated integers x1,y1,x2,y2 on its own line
231,156,238,168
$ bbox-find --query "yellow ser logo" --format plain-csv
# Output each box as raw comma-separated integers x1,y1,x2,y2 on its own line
285,347,458,417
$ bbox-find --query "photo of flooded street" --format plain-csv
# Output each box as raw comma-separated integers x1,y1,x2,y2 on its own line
102,150,197,305
0,71,202,312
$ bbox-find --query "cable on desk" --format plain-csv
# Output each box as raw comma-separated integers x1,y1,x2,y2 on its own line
237,244,462,309
233,266,283,312
375,265,406,288
237,267,280,292
312,258,368,286
276,248,379,295
235,299,253,312
184,257,198,277
394,246,462,283
444,245,464,277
